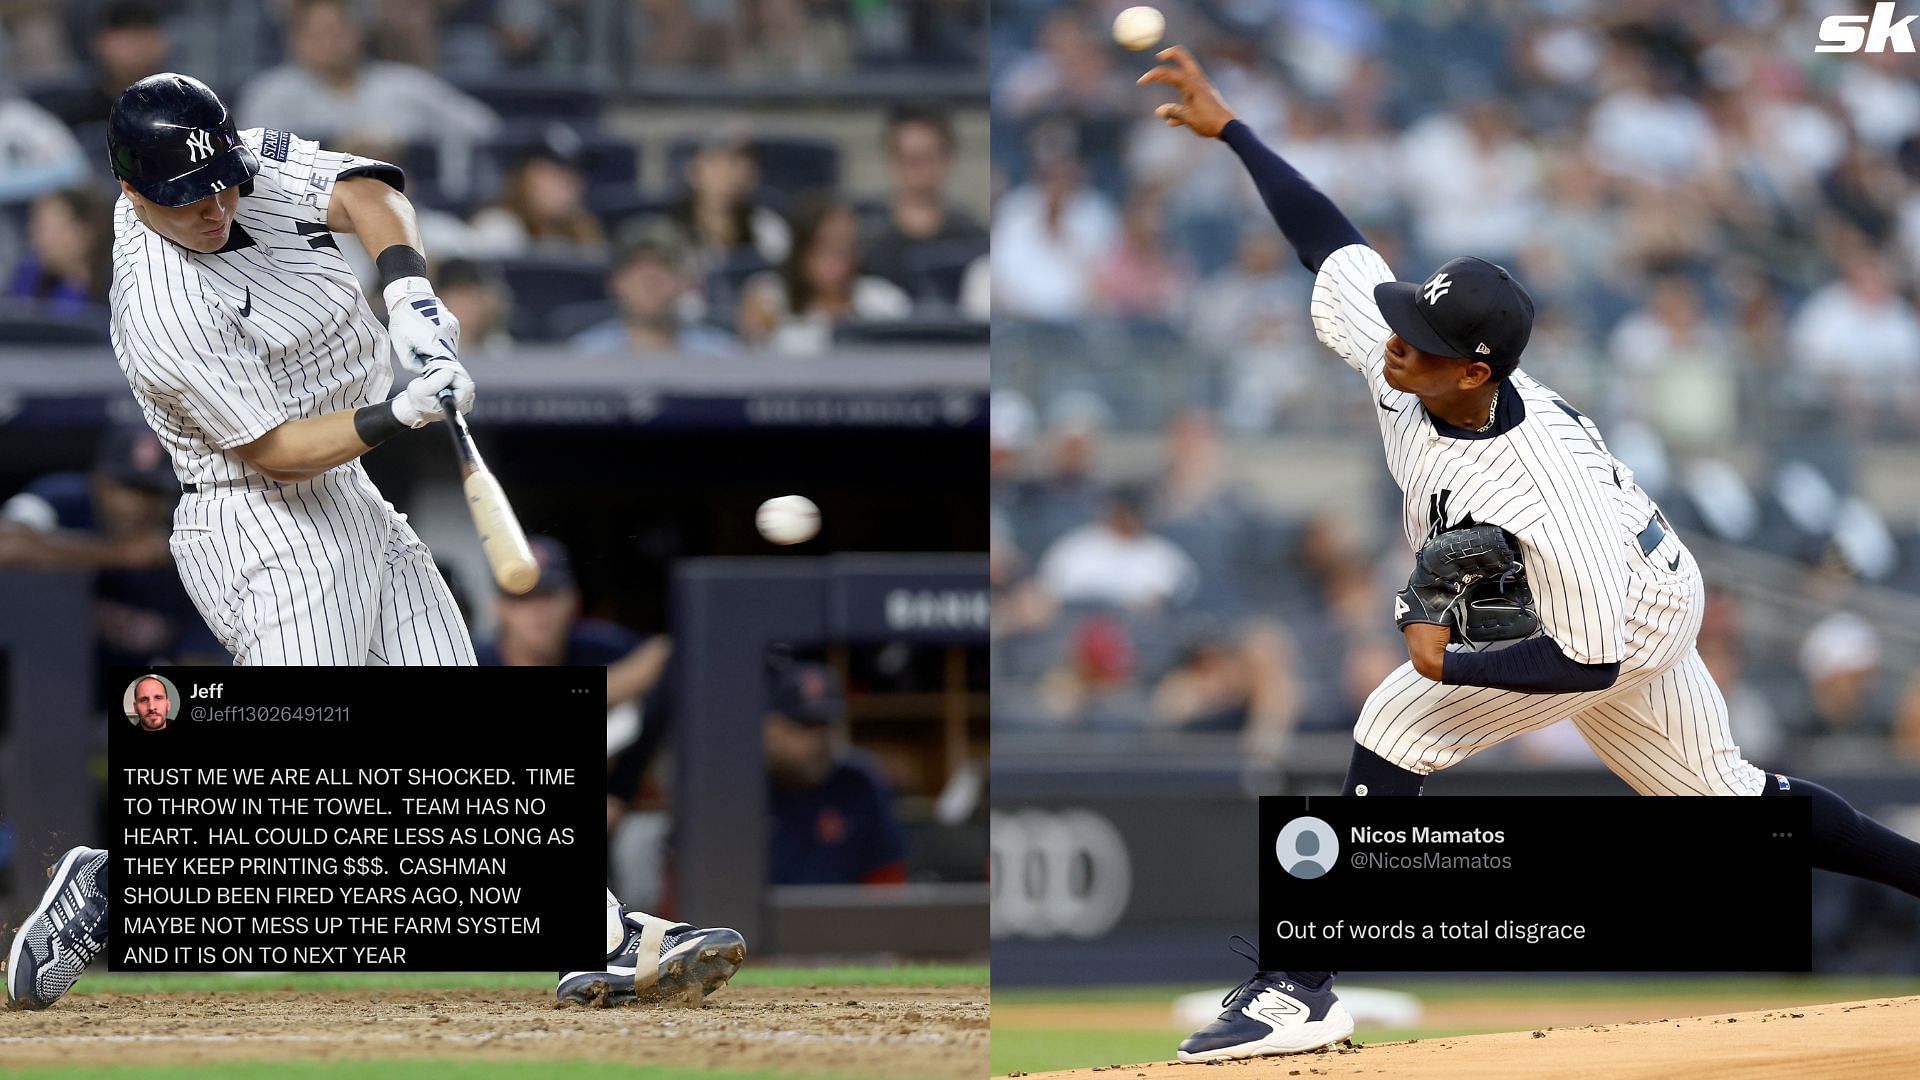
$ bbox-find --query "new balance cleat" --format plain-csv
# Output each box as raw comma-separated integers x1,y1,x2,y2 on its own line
1178,939,1353,1062
557,909,745,1007
6,846,110,1010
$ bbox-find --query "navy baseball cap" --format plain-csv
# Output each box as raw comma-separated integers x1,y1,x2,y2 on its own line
95,425,175,492
1374,257,1534,368
768,662,844,726
508,535,577,596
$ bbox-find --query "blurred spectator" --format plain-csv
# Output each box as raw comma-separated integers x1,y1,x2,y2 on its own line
239,0,499,150
468,130,609,257
1095,189,1190,321
493,0,595,73
632,0,736,72
764,661,907,885
474,535,675,830
0,92,87,204
1398,100,1540,266
1036,485,1198,612
1150,617,1298,741
667,134,791,272
861,105,987,304
34,0,173,128
990,126,1118,322
1606,274,1737,449
735,0,853,81
1011,390,1109,557
737,198,911,354
994,9,1130,125
1796,613,1895,755
1585,40,1718,185
0,426,223,668
436,258,515,356
1034,612,1150,727
1786,251,1920,420
1696,587,1782,767
7,187,111,313
571,222,736,356
1191,228,1315,430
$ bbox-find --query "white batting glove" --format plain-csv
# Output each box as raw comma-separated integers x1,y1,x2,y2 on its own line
390,356,476,428
383,275,461,374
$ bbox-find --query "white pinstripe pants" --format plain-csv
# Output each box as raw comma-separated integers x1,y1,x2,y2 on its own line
1355,648,1767,796
169,463,475,667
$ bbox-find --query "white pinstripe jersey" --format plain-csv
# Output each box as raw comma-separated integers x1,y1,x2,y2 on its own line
109,128,398,489
1311,244,1693,671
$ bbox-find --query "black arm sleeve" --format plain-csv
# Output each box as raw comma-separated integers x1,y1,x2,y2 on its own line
1219,119,1367,274
1441,636,1621,694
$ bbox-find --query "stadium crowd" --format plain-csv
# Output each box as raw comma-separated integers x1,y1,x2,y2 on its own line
990,0,1920,773
0,0,989,355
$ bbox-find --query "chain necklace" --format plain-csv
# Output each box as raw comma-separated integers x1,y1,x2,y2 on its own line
1474,384,1500,433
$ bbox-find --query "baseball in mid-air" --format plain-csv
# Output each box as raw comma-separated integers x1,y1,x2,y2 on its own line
1112,5,1165,51
756,495,821,545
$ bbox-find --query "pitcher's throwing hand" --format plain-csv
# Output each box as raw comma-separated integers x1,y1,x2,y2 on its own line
1136,45,1238,138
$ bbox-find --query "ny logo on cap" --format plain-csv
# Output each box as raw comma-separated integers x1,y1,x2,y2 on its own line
1423,272,1453,305
186,129,214,162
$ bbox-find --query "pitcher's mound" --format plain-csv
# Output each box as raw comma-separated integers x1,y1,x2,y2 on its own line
1011,995,1920,1080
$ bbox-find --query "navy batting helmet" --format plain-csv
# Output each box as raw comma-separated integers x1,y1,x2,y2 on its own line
107,73,259,207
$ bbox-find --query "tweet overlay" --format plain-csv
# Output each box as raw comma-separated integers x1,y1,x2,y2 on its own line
108,667,606,972
1261,796,1811,971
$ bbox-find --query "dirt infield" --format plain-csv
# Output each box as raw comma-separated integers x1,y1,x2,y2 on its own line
1009,995,1920,1080
0,984,988,1077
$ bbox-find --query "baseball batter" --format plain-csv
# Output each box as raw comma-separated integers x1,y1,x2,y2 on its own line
5,74,743,1012
1140,46,1920,1063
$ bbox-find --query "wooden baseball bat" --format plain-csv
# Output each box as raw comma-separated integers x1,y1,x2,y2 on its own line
437,387,539,595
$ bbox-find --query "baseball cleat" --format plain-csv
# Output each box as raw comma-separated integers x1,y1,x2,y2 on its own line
6,846,110,1011
557,909,746,1008
1178,939,1353,1062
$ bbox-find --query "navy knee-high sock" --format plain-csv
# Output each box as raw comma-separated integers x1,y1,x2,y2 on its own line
1274,745,1424,985
1764,775,1920,897
1341,742,1425,796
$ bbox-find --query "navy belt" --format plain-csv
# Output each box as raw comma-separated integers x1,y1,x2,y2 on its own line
1637,513,1665,555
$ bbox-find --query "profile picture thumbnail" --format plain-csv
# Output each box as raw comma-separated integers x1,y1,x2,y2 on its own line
123,673,179,732
1276,816,1340,879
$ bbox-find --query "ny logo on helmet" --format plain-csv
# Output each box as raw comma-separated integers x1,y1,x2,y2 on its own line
186,129,214,162
1423,272,1453,305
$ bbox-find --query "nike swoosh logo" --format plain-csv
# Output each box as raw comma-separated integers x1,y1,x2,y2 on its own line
1667,553,1680,571
238,287,251,317
1378,396,1399,413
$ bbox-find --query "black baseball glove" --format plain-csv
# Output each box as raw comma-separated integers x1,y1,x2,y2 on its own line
1393,525,1540,646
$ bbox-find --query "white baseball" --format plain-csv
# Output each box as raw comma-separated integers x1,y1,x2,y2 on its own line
756,495,821,545
1112,5,1165,51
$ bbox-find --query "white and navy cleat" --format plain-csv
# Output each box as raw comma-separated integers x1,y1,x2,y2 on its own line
5,846,110,1011
557,910,746,1007
1177,939,1354,1062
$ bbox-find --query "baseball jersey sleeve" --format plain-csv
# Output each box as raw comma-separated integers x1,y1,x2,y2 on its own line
1310,244,1397,388
242,128,404,226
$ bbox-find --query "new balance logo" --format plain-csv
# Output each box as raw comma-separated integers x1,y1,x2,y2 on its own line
293,221,338,250
1818,2,1916,52
1423,272,1453,304
1245,989,1307,1028
186,129,214,161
